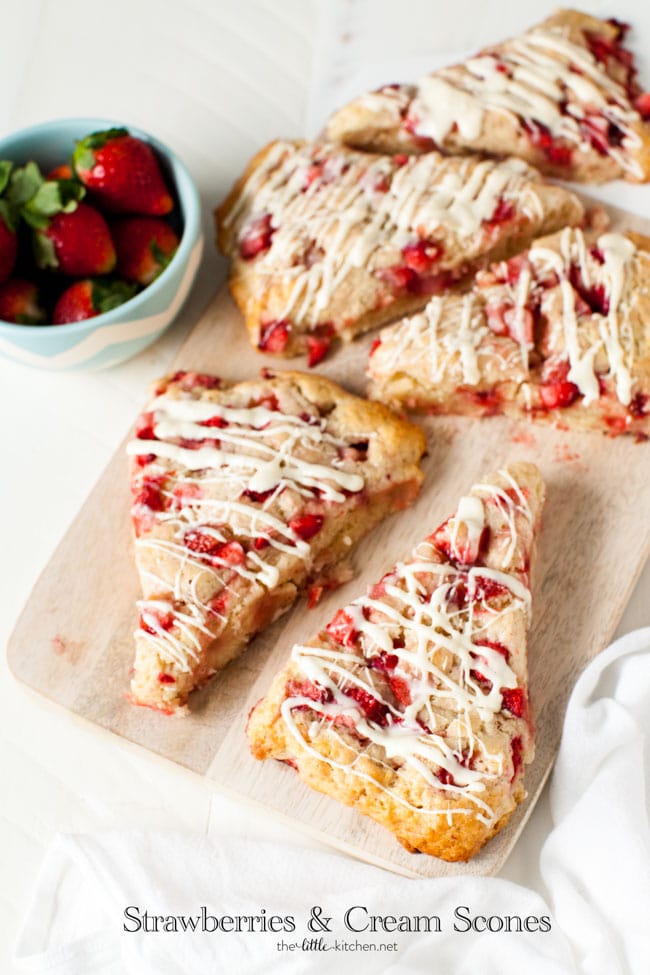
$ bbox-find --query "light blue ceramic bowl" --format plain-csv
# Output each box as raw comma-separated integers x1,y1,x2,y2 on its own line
0,118,203,370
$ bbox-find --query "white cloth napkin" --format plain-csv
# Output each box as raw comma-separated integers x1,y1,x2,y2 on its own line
13,628,650,974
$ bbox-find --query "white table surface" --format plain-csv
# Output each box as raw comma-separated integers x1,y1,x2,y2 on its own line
2,1,650,970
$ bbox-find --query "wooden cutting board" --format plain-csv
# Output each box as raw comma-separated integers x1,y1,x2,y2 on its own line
9,202,650,879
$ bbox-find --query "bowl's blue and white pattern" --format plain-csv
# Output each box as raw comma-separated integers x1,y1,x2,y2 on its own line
0,118,203,370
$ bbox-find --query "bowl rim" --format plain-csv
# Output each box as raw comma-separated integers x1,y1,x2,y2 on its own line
0,116,202,337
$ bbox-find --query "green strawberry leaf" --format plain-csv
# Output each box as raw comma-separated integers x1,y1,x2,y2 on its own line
73,127,128,173
32,229,58,269
0,160,13,196
150,240,176,277
8,161,44,206
92,279,137,314
0,198,17,233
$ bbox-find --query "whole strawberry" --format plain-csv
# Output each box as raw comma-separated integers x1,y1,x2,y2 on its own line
73,128,174,215
34,202,116,277
53,278,136,324
0,279,46,324
112,217,179,285
0,161,18,284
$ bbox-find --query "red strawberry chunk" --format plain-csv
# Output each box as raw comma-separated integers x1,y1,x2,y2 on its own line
539,379,580,409
402,239,443,272
239,213,274,260
389,674,411,706
157,673,176,684
306,335,331,367
370,651,399,672
133,477,165,511
343,685,390,726
258,320,290,354
369,338,382,357
286,679,332,704
135,412,157,441
511,735,523,781
184,529,223,554
326,609,357,647
214,540,246,565
629,393,649,418
472,575,509,601
289,513,324,541
635,93,650,120
474,639,510,661
436,768,456,787
42,203,116,276
140,609,174,635
254,536,270,551
201,415,228,428
489,199,515,224
501,686,526,717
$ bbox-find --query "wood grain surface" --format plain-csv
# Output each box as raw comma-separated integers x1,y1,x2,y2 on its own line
9,201,650,878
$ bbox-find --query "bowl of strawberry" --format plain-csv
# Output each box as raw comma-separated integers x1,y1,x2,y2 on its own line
0,118,202,370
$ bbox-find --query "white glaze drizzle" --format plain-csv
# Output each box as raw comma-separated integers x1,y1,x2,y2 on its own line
281,474,532,825
222,142,544,327
128,390,368,672
409,24,644,177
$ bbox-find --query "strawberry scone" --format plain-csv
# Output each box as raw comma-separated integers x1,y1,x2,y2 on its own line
216,140,584,363
248,462,544,861
368,227,650,437
326,10,650,183
126,369,426,713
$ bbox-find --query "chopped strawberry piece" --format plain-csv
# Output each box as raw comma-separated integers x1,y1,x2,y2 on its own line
239,213,274,260
489,199,515,224
629,393,649,418
184,529,222,554
474,639,510,661
215,540,246,565
286,679,332,704
389,674,411,706
140,609,174,634
306,334,331,367
568,264,609,315
158,673,176,684
511,735,523,781
135,412,157,441
243,487,275,503
133,477,165,511
254,536,270,551
378,264,419,291
201,415,228,428
436,768,456,787
289,513,324,541
208,592,229,616
326,609,357,647
473,575,509,601
486,304,534,346
171,482,203,508
343,685,390,726
402,239,443,272
393,154,409,166
522,120,572,166
539,379,580,409
258,319,290,354
370,651,399,672
635,92,650,120
367,580,387,600
307,585,324,608
369,338,382,356
501,686,526,717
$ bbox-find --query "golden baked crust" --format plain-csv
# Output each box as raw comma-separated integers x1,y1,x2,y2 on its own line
215,140,584,362
326,10,650,183
126,369,426,713
248,462,544,861
368,228,650,437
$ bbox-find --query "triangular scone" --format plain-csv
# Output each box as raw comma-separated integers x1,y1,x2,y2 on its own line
368,227,650,437
248,463,544,861
216,140,583,364
126,370,425,713
326,10,650,183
